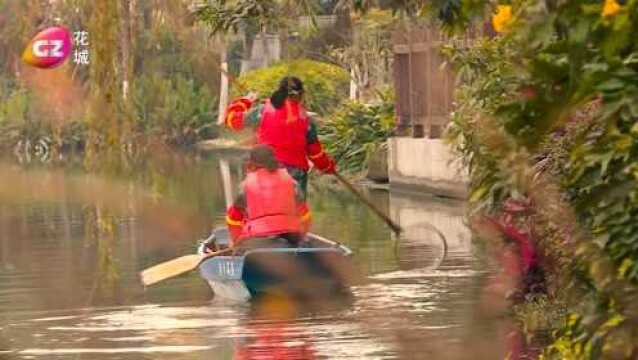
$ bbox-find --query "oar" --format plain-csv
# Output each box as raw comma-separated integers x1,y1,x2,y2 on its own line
333,172,403,235
140,247,232,287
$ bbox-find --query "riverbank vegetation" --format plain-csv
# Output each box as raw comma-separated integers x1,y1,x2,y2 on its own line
2,0,397,177
439,0,638,357
319,89,395,174
0,1,220,163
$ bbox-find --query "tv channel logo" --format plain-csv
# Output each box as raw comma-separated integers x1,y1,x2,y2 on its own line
22,26,73,69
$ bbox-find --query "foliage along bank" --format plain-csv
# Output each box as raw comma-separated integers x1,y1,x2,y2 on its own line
441,0,638,357
0,1,220,163
319,89,395,175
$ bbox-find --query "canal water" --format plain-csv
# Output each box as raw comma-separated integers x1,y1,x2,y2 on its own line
0,152,510,359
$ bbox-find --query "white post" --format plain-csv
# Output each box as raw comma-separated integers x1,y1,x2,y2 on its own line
217,43,229,125
349,67,358,100
219,159,233,209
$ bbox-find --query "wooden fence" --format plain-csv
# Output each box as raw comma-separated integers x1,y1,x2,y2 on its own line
392,25,461,139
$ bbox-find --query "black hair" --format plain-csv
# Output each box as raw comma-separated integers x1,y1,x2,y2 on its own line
249,145,279,171
270,76,304,109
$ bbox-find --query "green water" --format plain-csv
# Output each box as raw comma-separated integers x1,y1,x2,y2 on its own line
0,152,507,359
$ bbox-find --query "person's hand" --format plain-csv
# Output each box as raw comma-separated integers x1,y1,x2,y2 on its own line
246,92,258,102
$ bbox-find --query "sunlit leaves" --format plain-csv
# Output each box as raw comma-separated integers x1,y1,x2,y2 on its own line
194,0,320,34
195,0,278,34
445,0,638,356
319,89,395,174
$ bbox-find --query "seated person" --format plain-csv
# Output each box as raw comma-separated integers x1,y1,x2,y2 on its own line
226,145,311,247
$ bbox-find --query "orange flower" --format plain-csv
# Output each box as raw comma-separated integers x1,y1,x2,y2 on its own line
602,0,621,17
492,5,513,33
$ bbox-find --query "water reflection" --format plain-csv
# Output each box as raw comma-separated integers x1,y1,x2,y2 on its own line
233,296,318,359
0,153,504,359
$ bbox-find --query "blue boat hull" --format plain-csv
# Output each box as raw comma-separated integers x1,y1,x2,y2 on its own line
198,229,354,301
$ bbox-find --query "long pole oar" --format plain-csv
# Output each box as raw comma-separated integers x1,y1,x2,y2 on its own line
333,172,402,235
140,247,233,287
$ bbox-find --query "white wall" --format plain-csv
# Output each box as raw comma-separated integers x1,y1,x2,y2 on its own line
388,137,468,199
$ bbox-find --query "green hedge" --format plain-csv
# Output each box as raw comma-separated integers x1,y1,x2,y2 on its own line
233,60,349,115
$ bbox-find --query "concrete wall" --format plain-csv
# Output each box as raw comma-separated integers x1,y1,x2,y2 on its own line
241,34,282,73
388,137,468,199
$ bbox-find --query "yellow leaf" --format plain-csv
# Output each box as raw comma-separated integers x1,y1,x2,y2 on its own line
617,258,633,278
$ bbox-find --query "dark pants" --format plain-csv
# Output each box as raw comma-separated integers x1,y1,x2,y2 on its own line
241,233,303,249
284,165,308,200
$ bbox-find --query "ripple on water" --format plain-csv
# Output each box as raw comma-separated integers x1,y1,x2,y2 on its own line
18,345,214,355
0,157,499,359
47,305,239,332
369,268,481,281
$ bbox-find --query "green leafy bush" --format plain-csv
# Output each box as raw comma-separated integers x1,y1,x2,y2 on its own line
0,87,85,153
133,73,217,146
444,0,638,355
319,89,395,174
233,59,349,115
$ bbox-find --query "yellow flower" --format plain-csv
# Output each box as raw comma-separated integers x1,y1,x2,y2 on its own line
602,0,621,17
492,5,513,33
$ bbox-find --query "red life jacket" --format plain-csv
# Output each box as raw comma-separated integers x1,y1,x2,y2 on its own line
240,168,302,240
257,100,310,170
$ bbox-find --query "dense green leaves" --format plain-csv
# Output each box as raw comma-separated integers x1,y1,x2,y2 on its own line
319,89,395,174
133,74,216,146
0,1,223,158
194,0,320,34
445,0,638,356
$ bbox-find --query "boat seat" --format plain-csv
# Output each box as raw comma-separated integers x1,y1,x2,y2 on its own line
214,228,231,247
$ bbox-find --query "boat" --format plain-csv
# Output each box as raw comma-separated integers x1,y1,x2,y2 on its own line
196,228,355,301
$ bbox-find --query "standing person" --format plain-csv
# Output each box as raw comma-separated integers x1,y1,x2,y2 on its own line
224,76,336,199
226,145,311,247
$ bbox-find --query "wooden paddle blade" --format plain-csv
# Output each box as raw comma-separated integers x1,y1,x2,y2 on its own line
140,255,202,286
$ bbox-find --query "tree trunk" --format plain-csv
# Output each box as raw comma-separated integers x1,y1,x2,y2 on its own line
129,0,138,74
119,0,131,101
241,28,254,74
260,28,271,68
349,67,358,100
217,40,229,125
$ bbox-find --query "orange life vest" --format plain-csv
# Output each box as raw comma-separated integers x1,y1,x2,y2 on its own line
240,168,302,240
257,100,310,170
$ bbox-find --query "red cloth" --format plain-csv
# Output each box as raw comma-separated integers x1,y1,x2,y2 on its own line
225,97,254,130
487,213,538,273
307,141,336,174
257,100,310,170
226,205,244,241
239,168,302,242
